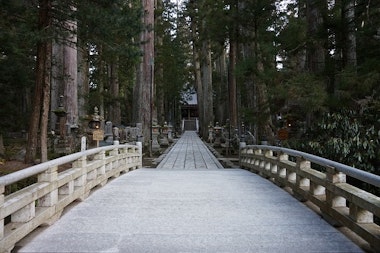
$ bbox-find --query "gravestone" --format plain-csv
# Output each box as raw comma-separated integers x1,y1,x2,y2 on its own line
104,121,113,143
159,123,169,147
113,127,119,145
81,136,87,151
136,123,144,142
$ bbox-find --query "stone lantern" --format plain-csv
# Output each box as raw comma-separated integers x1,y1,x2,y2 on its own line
52,95,67,137
159,122,169,147
88,107,104,147
88,107,101,130
151,124,161,152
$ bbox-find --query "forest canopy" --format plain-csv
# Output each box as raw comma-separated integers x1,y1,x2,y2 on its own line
0,0,379,174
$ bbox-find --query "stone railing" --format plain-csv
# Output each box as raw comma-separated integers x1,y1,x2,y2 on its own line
240,145,380,252
0,144,142,253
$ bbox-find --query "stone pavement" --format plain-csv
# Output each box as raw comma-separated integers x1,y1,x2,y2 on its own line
15,131,363,253
156,131,224,170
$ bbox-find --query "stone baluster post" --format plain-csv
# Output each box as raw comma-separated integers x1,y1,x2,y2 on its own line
349,202,373,223
90,150,105,184
36,166,60,225
109,147,119,157
37,166,59,207
109,147,119,173
323,166,347,226
276,152,289,187
294,157,311,202
73,156,88,201
254,148,262,171
262,150,273,177
120,146,128,168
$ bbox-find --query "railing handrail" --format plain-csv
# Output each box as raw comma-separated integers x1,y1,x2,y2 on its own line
0,144,139,186
240,145,380,251
1,143,142,252
244,145,380,188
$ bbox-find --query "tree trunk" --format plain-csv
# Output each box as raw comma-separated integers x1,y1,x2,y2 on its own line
98,46,105,122
201,40,214,138
343,0,357,68
189,5,204,136
156,74,165,125
64,16,78,128
133,59,143,125
155,0,165,125
253,18,274,143
25,0,52,164
193,45,203,134
240,42,256,134
133,0,154,150
214,51,228,124
228,0,238,129
25,43,43,163
41,41,52,162
109,61,121,125
50,42,64,132
77,42,89,123
306,0,326,73
228,39,238,129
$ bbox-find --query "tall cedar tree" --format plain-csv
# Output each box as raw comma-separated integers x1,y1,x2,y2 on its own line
25,0,52,163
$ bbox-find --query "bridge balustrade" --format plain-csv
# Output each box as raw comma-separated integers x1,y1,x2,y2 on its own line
240,145,380,252
0,144,142,253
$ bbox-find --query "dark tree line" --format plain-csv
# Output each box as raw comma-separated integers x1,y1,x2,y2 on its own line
0,0,379,173
181,0,380,173
0,0,143,162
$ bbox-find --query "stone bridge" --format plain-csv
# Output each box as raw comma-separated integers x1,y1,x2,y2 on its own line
1,131,379,252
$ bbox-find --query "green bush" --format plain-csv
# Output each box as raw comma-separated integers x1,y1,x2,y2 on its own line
294,108,380,175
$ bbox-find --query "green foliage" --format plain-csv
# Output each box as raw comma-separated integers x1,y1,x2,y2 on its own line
0,0,143,132
78,0,142,62
155,0,192,119
0,1,37,132
336,68,380,100
276,16,307,55
297,108,380,174
76,0,143,119
269,73,327,118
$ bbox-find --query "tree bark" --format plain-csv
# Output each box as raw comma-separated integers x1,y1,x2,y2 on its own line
25,0,52,163
306,0,326,73
109,61,121,125
77,42,89,123
343,0,357,68
228,39,238,129
155,0,165,125
41,41,52,162
214,51,228,124
133,58,143,125
133,0,154,150
50,42,64,132
201,40,214,138
228,0,239,129
189,0,204,135
193,44,203,134
64,16,78,128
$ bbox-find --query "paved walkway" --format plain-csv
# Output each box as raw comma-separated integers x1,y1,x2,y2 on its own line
16,131,363,253
156,131,224,170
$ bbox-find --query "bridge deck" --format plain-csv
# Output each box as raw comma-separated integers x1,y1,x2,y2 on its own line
156,131,224,169
16,131,363,253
